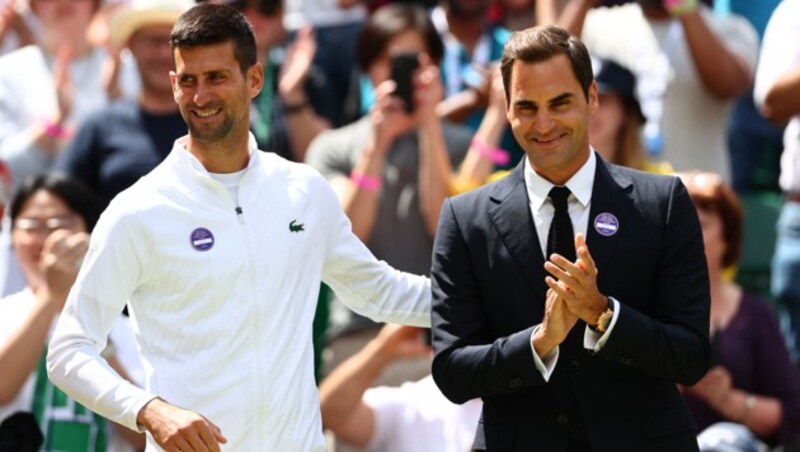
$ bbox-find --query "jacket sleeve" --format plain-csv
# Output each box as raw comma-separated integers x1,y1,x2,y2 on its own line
600,177,711,386
431,198,545,404
47,204,156,432
319,177,431,328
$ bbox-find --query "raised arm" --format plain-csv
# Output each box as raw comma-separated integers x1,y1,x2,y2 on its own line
319,324,430,447
278,26,331,161
414,57,455,236
677,6,755,100
753,1,800,126
0,230,87,404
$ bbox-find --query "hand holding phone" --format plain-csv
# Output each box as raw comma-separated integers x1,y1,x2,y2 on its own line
390,52,420,113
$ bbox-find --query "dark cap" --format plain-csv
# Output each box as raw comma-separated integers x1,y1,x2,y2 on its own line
593,57,646,123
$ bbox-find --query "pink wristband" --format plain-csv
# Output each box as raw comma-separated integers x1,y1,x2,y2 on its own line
41,120,69,139
663,0,697,16
471,138,510,166
350,171,382,191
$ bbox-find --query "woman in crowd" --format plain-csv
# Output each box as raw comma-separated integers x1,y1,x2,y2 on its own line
0,174,142,451
589,57,671,173
678,170,800,449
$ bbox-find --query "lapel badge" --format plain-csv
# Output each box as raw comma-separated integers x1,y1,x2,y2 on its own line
593,213,619,237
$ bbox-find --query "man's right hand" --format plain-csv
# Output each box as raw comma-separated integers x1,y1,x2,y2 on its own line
533,289,578,358
137,398,227,452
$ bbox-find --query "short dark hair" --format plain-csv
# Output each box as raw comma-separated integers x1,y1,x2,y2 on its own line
9,174,101,232
170,3,257,74
500,25,593,104
678,171,743,269
356,3,444,72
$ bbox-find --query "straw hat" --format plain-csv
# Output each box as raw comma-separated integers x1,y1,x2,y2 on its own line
108,0,194,47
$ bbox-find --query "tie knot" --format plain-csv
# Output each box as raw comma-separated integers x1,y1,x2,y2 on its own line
549,186,571,212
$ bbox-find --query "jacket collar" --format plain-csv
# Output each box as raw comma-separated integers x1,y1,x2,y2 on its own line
169,132,262,178
487,153,633,300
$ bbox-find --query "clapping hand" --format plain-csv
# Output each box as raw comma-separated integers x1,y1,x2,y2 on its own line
544,233,608,326
39,228,89,311
684,365,733,409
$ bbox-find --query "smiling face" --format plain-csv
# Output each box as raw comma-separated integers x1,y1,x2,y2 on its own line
170,40,263,147
506,54,598,184
12,189,87,290
130,25,175,96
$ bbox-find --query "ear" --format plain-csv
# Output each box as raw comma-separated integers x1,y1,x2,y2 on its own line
587,80,599,116
247,63,264,99
169,71,180,102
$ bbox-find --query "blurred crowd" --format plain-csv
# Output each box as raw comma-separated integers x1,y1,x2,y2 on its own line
0,0,799,450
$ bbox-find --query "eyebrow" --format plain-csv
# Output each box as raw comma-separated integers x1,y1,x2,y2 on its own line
176,69,232,79
512,92,575,109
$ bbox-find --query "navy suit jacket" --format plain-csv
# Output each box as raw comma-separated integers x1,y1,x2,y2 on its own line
431,156,711,451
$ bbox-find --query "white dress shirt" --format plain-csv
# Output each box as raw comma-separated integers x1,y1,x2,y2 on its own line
523,151,620,381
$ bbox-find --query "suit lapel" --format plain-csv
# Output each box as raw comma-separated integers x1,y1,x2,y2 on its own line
488,163,548,303
586,156,634,284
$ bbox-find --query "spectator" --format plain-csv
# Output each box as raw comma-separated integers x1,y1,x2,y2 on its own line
721,0,782,193
283,0,365,127
306,3,471,344
552,0,757,182
229,0,331,161
0,174,143,451
432,0,525,168
753,0,800,364
677,170,800,448
56,0,192,211
589,57,671,174
0,0,140,191
451,65,508,192
319,324,482,452
0,0,34,55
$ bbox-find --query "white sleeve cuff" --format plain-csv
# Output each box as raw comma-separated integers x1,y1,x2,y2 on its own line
584,297,620,352
530,324,558,382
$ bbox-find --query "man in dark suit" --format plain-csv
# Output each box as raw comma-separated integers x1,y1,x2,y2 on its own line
431,25,711,451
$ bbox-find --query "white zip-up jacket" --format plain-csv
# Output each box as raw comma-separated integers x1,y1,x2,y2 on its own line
47,136,431,451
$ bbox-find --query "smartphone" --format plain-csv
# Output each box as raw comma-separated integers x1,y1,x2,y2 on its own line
390,52,420,113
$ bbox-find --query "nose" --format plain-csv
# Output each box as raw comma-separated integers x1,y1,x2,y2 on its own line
533,110,556,135
193,82,212,107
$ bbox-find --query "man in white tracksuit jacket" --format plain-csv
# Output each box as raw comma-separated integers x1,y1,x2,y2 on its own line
46,4,431,451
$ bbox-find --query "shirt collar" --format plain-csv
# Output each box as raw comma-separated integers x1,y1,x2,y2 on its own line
524,149,596,211
173,132,260,175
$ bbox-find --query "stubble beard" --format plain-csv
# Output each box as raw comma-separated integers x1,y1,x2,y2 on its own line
185,112,236,144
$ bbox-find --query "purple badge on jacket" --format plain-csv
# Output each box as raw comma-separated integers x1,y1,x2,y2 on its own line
190,228,215,251
594,213,619,237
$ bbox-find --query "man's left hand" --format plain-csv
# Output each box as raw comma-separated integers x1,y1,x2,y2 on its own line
544,233,608,326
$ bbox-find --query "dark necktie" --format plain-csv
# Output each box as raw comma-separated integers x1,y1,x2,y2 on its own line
547,186,576,262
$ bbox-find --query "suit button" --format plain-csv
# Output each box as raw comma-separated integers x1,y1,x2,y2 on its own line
569,359,579,368
509,378,523,388
556,414,568,425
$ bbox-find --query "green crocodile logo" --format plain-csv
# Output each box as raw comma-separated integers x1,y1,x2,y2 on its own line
289,220,304,233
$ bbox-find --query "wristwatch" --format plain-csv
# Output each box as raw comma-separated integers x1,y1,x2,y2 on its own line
591,299,614,334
